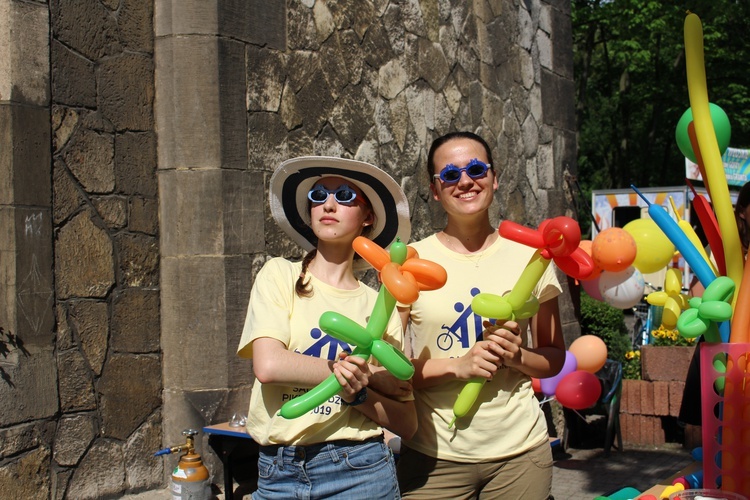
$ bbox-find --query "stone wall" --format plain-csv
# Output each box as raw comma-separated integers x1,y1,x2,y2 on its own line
0,0,578,497
2,0,162,498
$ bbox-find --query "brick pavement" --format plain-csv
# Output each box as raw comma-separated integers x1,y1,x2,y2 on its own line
551,443,694,500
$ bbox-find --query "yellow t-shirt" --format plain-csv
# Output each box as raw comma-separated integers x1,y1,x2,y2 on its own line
404,234,562,462
237,257,404,446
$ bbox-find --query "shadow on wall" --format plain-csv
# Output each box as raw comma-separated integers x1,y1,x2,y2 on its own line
0,327,30,387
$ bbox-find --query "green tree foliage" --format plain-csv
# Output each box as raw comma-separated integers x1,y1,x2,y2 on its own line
572,0,750,233
579,292,631,363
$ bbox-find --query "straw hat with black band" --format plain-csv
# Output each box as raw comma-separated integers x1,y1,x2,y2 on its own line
269,156,411,269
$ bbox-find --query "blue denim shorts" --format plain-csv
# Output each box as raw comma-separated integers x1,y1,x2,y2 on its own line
253,435,400,500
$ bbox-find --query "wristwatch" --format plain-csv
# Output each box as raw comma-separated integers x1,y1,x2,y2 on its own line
342,387,368,406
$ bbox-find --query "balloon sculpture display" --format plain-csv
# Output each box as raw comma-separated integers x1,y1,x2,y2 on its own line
544,30,750,497
279,237,447,419
448,216,595,427
620,13,750,498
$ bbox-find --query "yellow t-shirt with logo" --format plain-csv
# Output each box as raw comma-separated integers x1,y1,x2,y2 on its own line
404,234,562,462
237,257,404,446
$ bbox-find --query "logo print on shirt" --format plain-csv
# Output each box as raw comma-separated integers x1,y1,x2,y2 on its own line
301,327,352,360
436,287,485,351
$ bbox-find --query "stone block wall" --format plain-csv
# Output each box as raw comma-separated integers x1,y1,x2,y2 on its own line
2,0,162,498
1,0,579,497
49,0,163,497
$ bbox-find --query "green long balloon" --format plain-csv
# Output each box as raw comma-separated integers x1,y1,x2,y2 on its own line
450,378,484,427
279,239,412,419
450,252,546,428
278,347,371,419
320,311,414,379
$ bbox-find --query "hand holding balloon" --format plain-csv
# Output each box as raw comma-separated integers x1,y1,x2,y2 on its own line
483,320,524,369
279,238,448,419
332,352,371,401
473,217,594,319
451,216,593,428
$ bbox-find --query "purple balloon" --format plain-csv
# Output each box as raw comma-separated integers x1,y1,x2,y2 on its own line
540,350,578,397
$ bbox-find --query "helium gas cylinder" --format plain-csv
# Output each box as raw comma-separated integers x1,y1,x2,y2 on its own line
155,428,210,500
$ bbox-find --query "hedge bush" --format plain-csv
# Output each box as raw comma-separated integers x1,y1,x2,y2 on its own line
579,291,631,363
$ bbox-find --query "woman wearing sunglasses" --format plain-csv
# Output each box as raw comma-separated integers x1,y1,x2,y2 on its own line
238,156,416,499
396,132,565,499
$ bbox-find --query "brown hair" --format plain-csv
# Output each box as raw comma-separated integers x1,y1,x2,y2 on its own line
295,249,317,298
426,131,495,182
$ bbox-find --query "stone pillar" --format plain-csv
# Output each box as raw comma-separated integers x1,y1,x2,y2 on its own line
0,0,56,496
154,0,285,476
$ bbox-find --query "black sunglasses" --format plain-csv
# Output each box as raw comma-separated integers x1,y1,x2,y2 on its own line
433,158,491,184
308,184,360,205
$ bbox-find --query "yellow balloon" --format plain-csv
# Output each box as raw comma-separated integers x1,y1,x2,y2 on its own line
684,14,743,305
661,300,682,330
623,218,675,274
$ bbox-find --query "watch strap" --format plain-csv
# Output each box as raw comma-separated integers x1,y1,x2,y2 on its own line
342,387,368,406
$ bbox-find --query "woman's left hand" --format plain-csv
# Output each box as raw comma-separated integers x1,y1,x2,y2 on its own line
483,320,523,369
333,352,372,403
368,365,413,398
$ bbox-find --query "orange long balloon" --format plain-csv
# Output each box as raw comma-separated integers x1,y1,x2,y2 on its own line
730,254,750,343
401,259,448,290
353,237,391,269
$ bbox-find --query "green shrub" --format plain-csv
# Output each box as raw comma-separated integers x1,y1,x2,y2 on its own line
579,292,631,364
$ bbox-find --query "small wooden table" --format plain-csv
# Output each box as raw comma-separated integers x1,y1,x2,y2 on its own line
203,422,259,500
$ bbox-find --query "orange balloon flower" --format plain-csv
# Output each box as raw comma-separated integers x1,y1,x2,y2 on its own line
353,237,447,304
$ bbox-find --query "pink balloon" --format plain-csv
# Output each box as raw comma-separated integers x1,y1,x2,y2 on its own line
555,370,602,410
581,276,604,301
540,351,577,397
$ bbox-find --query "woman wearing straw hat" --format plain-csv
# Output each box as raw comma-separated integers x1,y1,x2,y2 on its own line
238,156,416,499
396,132,565,499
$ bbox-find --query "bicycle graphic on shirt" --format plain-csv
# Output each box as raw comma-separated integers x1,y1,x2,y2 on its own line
436,287,485,351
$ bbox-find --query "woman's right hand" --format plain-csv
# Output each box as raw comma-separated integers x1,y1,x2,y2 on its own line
453,340,502,381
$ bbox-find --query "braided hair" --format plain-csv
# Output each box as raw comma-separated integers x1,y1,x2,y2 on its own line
295,249,317,298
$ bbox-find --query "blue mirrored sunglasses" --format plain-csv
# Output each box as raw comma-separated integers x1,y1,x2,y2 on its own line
307,184,360,205
433,158,491,184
